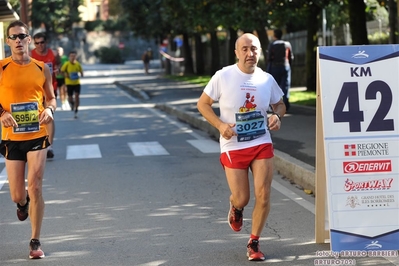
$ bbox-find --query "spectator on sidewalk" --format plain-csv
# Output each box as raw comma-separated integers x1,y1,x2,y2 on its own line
197,33,286,261
267,29,294,111
141,48,152,74
31,32,59,159
0,20,56,259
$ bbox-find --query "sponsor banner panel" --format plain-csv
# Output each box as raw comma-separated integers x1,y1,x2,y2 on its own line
329,158,396,177
331,193,397,211
327,140,399,160
329,174,398,194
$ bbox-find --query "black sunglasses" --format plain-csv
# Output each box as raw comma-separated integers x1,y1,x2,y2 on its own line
8,34,29,40
34,41,45,45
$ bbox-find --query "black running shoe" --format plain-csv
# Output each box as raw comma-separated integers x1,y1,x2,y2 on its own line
47,148,54,159
17,191,30,221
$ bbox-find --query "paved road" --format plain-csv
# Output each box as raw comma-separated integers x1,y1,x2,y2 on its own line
115,61,317,193
0,61,397,266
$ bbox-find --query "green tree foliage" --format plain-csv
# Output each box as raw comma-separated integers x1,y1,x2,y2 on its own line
119,0,167,40
30,0,83,36
114,0,392,89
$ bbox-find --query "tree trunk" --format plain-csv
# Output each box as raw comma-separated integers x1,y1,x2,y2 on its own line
182,32,194,75
389,0,397,44
228,28,237,65
194,33,205,75
305,4,321,92
256,26,269,71
210,30,220,75
348,0,369,45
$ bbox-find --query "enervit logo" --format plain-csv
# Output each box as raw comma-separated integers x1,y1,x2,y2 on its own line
343,160,392,173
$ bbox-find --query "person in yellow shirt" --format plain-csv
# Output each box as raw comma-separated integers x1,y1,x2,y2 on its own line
0,20,56,259
61,51,84,119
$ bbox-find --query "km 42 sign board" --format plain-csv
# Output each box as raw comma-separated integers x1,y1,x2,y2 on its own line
316,45,399,252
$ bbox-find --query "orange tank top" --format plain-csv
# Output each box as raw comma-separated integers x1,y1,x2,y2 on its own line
0,57,48,141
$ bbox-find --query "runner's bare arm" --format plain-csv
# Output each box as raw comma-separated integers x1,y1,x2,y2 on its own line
197,92,237,139
269,99,286,131
39,64,56,124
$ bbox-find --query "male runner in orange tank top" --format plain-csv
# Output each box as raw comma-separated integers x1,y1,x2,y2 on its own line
0,20,56,260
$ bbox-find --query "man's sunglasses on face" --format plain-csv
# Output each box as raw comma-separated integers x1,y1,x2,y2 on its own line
8,34,29,40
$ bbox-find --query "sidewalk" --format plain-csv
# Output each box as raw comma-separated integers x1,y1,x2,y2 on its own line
114,69,317,194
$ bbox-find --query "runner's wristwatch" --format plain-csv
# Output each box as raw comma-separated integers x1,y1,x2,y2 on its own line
272,112,281,121
46,106,54,115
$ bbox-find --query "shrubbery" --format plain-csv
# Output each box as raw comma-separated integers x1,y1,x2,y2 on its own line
94,46,125,64
368,31,390,44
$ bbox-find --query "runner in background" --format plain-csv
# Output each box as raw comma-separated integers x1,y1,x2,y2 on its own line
56,47,69,110
31,32,59,159
61,51,84,119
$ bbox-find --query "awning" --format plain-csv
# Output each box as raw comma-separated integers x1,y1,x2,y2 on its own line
0,0,19,21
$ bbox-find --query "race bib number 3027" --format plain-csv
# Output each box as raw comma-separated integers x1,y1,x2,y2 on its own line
235,110,266,142
11,102,40,133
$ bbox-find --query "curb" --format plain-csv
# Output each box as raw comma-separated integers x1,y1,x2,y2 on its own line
115,82,316,194
115,81,150,100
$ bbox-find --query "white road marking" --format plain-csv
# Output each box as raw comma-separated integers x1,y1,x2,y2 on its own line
66,144,102,160
271,180,315,214
0,167,7,190
187,139,219,153
128,141,169,156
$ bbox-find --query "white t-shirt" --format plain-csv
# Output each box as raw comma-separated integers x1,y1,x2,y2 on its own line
203,64,284,153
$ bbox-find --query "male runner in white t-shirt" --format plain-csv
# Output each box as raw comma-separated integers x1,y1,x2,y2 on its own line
197,33,286,261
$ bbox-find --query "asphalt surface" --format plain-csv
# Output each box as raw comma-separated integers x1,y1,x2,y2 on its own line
115,64,317,194
84,61,399,266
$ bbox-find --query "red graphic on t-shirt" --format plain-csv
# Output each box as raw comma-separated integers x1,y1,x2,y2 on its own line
239,92,257,112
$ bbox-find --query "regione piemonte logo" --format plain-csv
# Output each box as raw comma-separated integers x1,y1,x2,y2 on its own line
344,144,357,156
343,143,389,157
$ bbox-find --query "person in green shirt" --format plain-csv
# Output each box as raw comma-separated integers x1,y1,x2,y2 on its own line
56,47,69,110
